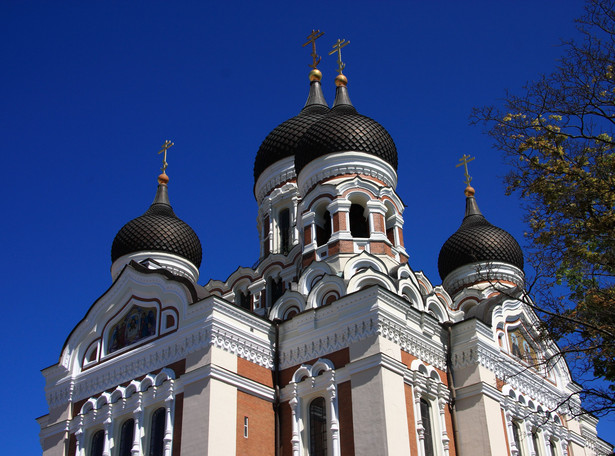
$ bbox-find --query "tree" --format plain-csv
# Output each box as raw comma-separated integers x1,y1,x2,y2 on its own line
472,0,615,416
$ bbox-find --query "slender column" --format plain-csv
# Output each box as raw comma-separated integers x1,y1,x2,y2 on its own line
505,411,519,456
292,195,299,247
75,427,85,456
163,392,175,456
543,431,553,456
413,387,425,456
131,396,144,456
438,398,450,456
526,422,537,456
289,385,301,456
102,412,113,456
326,374,340,456
302,211,317,253
561,440,568,456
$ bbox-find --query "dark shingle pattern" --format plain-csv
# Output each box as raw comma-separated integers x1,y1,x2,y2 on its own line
438,214,524,280
254,105,329,182
111,202,202,268
294,108,398,174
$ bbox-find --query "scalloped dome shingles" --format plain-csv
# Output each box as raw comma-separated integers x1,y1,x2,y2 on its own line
438,213,524,281
111,195,202,268
254,105,329,182
294,107,398,175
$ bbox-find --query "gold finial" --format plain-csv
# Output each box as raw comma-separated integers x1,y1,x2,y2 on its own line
329,38,350,75
456,154,476,196
158,140,174,183
303,29,325,70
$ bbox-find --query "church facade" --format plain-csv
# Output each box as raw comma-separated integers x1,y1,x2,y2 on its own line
38,58,612,455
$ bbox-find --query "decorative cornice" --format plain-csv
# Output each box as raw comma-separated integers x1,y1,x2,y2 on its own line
444,262,525,299
255,156,296,203
46,299,274,408
297,151,397,196
280,287,447,370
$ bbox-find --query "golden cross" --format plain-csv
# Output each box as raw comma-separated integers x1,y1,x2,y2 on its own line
455,154,475,186
329,38,350,75
303,29,325,69
158,140,174,173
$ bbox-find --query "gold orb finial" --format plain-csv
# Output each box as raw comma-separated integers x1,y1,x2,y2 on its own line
464,186,475,197
158,172,169,185
309,68,322,82
335,74,348,87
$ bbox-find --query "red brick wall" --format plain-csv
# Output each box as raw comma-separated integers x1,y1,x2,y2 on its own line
338,381,355,455
236,391,275,455
172,393,183,456
279,400,292,456
404,383,418,456
237,357,273,388
373,214,385,233
333,211,347,231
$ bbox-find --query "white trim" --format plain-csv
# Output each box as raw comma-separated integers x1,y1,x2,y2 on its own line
111,251,200,283
297,151,398,196
255,156,296,203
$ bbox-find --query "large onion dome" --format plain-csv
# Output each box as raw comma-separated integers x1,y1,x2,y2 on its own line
111,173,202,268
438,187,524,281
294,75,397,175
253,69,329,184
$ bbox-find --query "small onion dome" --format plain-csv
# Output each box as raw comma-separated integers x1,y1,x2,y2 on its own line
294,77,397,175
438,187,524,281
253,69,329,184
111,174,202,268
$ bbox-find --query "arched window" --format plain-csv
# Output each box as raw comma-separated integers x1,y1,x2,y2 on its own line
316,210,332,247
279,208,291,254
149,407,166,456
236,289,251,311
309,397,327,456
349,203,369,238
267,276,284,307
90,429,104,456
420,398,435,456
119,419,135,456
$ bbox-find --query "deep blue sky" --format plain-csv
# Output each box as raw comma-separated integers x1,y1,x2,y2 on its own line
3,1,612,453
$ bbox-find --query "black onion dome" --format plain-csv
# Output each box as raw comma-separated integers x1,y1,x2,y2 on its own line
254,79,329,183
294,84,398,175
111,180,202,268
438,194,524,280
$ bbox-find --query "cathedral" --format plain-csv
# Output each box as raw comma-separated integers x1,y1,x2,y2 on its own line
38,36,612,456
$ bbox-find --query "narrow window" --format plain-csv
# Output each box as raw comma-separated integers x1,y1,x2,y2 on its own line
268,277,284,307
90,429,104,456
149,407,166,456
119,419,135,456
236,290,251,311
349,203,369,238
309,397,327,456
279,208,290,254
316,210,332,247
420,398,435,456
244,416,249,438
